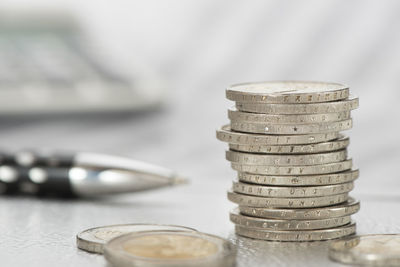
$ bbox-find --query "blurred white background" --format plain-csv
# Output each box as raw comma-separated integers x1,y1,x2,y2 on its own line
0,1,400,266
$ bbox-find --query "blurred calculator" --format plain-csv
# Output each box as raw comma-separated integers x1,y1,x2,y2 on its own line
0,12,164,115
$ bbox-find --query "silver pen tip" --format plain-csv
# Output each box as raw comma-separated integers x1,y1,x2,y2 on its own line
171,174,189,185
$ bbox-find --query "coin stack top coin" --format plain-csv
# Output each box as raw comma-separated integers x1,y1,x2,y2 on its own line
217,81,360,241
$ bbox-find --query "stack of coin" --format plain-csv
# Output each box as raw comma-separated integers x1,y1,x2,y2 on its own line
217,81,360,241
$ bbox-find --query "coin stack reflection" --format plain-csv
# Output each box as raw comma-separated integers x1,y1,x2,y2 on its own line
217,81,360,241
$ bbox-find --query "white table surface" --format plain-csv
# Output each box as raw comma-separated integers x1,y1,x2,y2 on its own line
1,1,400,266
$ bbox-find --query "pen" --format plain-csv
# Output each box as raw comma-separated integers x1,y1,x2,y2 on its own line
0,151,187,197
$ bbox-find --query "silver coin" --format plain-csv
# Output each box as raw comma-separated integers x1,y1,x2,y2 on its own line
76,224,196,254
230,208,351,230
232,181,354,198
104,230,237,267
229,136,349,154
329,234,400,266
235,96,359,114
237,169,359,186
235,222,356,241
231,159,353,175
217,125,340,145
226,81,349,104
227,190,348,208
239,197,360,220
226,150,347,166
228,109,351,124
230,119,352,135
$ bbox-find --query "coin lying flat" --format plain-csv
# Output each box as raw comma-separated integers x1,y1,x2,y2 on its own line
236,96,359,114
237,169,359,186
217,125,340,145
76,224,196,254
232,181,353,198
238,197,360,220
231,159,353,175
227,190,348,208
226,150,347,166
228,109,351,124
230,208,351,230
104,230,237,267
235,222,356,241
230,119,352,135
226,81,349,104
229,136,349,154
329,234,400,266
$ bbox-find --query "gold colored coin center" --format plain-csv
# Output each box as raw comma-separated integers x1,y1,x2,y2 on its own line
94,230,123,241
122,234,219,260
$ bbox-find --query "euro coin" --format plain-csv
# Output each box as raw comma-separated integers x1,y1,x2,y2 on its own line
231,159,353,175
226,81,349,104
232,181,353,198
76,224,196,254
237,169,359,186
229,136,349,154
235,222,356,241
104,230,237,267
217,125,340,145
227,190,348,208
228,109,351,124
226,150,347,166
238,197,360,219
230,208,351,230
230,119,352,135
235,96,358,114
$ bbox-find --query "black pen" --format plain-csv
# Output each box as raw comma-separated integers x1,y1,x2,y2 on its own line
0,151,187,197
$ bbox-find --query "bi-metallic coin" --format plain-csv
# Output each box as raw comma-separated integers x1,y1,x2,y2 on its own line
230,119,352,135
226,81,349,104
231,159,353,175
76,224,196,254
230,208,351,230
235,222,356,241
237,169,359,186
104,230,237,267
217,125,340,145
228,109,351,124
232,181,354,198
226,150,347,166
229,136,349,154
238,197,360,220
235,96,358,114
227,190,348,208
